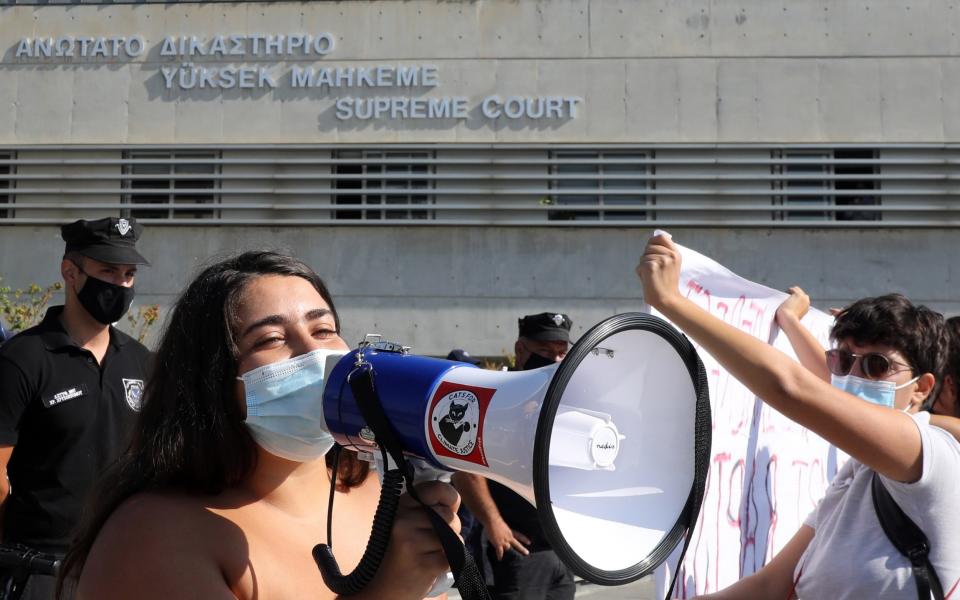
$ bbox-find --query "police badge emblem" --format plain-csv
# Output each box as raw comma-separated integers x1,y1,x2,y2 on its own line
115,218,132,236
553,313,565,327
122,378,144,411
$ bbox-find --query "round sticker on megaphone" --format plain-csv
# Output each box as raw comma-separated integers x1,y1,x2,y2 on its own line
428,381,494,466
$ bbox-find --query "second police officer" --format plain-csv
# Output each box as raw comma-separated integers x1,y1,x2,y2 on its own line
453,312,577,600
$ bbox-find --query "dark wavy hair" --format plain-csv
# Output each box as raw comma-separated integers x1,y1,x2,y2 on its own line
831,293,949,406
57,250,368,596
945,316,960,415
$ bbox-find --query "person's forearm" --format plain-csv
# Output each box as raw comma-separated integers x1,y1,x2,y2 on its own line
658,295,922,481
0,443,16,542
0,475,8,541
696,524,813,600
340,588,448,600
663,296,827,419
450,473,503,529
777,312,831,383
697,573,772,599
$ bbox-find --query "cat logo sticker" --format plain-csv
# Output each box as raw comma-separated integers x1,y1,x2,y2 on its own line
428,381,495,467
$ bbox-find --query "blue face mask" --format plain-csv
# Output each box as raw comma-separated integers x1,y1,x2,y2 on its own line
237,348,345,462
831,373,920,409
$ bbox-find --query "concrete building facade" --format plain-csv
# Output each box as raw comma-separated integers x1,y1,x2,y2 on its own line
0,0,957,353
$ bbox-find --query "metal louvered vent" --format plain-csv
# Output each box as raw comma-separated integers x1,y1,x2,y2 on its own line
0,144,958,227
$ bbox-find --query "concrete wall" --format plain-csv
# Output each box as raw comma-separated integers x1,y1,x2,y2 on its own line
2,225,956,354
1,0,960,144
1,1,957,352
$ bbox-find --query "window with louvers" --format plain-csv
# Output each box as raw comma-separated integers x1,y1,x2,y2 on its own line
549,151,653,221
772,149,880,222
122,151,220,220
0,152,12,219
333,150,433,220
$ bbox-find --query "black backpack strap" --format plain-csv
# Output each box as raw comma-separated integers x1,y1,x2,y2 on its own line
871,473,944,600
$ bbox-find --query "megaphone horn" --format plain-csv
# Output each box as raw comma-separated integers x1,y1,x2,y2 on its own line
534,312,711,586
319,312,711,588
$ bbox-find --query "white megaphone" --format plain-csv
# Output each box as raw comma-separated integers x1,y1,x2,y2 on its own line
314,312,710,594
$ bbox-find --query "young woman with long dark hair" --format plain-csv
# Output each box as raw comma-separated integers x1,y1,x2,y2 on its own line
57,250,458,599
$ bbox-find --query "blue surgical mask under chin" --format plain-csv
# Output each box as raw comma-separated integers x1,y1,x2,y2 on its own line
237,348,344,462
830,373,921,409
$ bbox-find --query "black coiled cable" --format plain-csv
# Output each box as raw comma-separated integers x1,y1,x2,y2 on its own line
313,465,405,595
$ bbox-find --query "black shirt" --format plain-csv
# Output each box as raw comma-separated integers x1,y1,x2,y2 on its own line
485,365,553,553
488,480,552,552
487,369,550,552
0,306,151,551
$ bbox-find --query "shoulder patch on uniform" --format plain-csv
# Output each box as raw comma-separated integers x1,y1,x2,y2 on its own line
122,378,145,411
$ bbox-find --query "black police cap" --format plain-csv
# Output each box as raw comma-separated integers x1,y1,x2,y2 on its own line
518,312,572,343
61,217,149,266
446,348,482,365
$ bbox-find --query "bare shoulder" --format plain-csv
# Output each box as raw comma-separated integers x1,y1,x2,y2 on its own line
78,491,242,600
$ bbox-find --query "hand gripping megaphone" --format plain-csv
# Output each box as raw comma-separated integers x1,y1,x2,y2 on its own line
313,312,710,597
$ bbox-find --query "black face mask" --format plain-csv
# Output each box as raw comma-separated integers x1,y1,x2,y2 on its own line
76,272,135,325
522,351,556,371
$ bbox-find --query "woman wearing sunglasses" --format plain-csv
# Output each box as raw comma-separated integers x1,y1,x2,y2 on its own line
638,234,959,600
55,251,458,599
776,287,960,431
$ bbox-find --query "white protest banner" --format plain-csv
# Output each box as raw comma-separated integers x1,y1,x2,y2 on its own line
648,232,847,597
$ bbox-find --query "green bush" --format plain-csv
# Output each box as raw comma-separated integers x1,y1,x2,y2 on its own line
126,304,161,344
0,278,62,332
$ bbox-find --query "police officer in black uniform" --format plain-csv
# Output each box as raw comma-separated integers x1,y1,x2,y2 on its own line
0,217,152,600
452,313,576,600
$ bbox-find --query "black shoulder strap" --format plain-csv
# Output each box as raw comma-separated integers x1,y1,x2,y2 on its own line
871,473,944,600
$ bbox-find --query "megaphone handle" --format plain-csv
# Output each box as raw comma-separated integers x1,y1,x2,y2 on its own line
313,466,406,595
346,363,491,600
367,457,465,598
408,460,454,597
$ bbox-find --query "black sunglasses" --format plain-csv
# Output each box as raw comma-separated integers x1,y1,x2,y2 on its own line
825,349,913,381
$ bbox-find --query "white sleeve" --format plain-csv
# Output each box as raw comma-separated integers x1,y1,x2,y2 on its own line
803,458,857,530
879,411,960,529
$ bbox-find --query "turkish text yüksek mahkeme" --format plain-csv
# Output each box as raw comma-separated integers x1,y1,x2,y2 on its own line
159,63,439,91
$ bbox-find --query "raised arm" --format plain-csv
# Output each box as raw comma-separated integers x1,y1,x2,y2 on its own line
775,286,831,383
638,234,926,483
